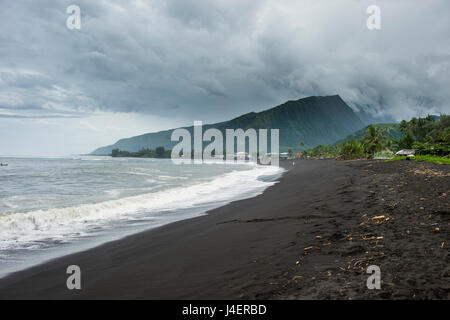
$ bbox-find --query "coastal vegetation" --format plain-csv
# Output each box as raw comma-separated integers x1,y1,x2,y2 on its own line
111,147,171,158
306,115,450,163
333,123,403,145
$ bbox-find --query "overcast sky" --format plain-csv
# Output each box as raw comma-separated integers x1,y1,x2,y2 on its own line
1,0,449,156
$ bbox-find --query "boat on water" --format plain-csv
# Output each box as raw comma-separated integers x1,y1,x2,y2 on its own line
0,163,8,166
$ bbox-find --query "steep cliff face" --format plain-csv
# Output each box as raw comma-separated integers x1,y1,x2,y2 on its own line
91,95,365,154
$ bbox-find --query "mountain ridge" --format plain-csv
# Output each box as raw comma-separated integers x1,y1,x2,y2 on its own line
91,95,365,155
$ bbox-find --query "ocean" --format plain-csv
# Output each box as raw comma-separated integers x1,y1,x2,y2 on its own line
0,156,283,277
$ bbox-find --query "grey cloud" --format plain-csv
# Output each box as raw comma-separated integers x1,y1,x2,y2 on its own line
0,0,449,123
0,114,81,119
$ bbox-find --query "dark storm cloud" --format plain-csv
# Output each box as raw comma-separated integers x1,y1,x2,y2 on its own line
1,0,449,122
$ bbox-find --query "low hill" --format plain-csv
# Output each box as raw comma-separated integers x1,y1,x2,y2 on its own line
333,123,403,145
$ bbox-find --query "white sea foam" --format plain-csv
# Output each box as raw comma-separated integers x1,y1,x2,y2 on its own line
2,202,18,209
121,171,161,177
158,175,189,180
104,189,123,197
0,164,282,253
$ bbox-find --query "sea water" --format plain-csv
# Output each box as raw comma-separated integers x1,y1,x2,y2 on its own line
0,156,283,277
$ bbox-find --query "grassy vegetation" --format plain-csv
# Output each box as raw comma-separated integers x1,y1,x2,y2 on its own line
387,155,450,165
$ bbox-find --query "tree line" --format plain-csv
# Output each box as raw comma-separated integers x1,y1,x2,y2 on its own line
111,147,171,158
306,115,449,159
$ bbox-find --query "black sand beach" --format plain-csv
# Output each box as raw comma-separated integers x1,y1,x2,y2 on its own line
0,159,448,299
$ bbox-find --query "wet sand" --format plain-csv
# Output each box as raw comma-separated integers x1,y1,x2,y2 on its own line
0,159,448,299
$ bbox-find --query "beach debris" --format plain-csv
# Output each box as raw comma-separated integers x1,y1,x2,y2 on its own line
412,168,450,177
304,246,320,252
372,215,385,220
433,227,440,232
295,260,300,265
388,202,398,209
441,242,445,249
292,275,303,281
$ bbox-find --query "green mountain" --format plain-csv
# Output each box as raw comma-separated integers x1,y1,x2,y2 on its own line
91,95,365,155
333,123,403,146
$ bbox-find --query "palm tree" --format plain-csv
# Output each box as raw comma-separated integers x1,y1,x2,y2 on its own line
362,125,386,158
340,140,364,159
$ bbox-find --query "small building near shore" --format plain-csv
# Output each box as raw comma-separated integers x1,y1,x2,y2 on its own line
395,149,416,156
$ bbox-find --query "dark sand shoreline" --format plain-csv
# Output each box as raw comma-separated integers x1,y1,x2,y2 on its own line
0,159,448,299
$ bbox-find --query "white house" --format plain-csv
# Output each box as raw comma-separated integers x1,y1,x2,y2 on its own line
395,149,416,157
